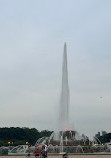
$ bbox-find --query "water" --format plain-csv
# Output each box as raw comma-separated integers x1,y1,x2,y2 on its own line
35,44,91,153
60,43,69,130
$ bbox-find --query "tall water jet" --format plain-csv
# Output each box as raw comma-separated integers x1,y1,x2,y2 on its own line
60,43,69,130
35,44,90,153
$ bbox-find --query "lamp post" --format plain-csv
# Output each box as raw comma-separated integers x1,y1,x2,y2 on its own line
8,141,13,146
8,141,10,146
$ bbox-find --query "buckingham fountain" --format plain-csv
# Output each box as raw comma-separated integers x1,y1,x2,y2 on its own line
8,44,108,155
35,43,91,153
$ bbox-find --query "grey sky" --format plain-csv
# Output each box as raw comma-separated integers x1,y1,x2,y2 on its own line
0,0,111,139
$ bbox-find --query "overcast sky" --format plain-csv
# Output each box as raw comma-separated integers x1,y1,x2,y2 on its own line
0,0,111,139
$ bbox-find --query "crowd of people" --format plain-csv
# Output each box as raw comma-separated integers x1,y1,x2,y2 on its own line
34,145,47,158
26,144,68,158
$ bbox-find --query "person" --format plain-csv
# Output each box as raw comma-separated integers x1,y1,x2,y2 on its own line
35,149,40,158
63,149,68,158
26,153,31,158
41,146,47,158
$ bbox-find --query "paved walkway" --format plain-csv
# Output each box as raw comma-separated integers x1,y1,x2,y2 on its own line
0,156,111,158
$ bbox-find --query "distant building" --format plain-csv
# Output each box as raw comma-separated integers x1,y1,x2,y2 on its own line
95,131,107,137
102,131,107,136
95,132,100,137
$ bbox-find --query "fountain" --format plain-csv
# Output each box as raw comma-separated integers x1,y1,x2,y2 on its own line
35,43,89,153
76,145,84,153
8,44,109,155
60,42,69,130
8,145,29,155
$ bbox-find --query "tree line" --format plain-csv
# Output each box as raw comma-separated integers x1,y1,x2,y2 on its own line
0,127,53,146
98,133,111,144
